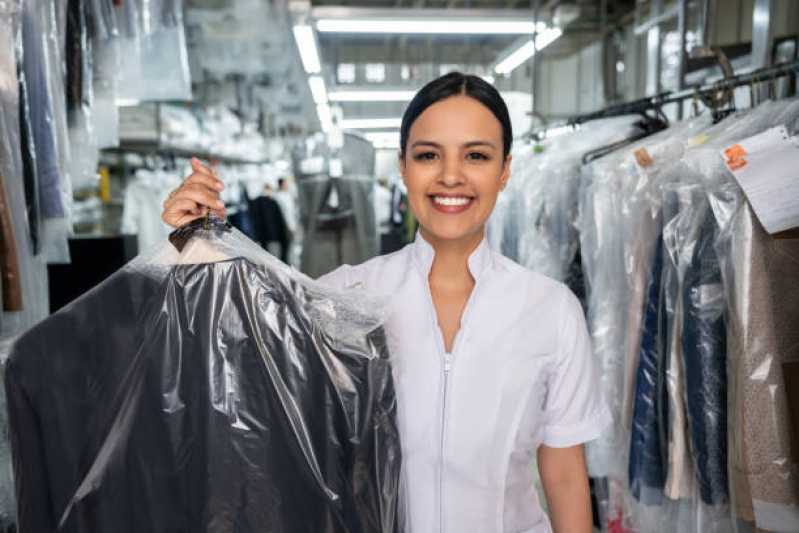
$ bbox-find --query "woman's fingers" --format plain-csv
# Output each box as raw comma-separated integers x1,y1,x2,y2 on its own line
161,157,227,228
171,183,224,211
190,157,219,180
183,171,224,192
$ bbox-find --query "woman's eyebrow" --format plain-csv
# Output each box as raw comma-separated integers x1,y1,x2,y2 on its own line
410,140,497,149
410,140,442,149
463,140,497,149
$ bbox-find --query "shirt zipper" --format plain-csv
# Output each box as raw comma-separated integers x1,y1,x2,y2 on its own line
440,349,453,533
429,282,479,533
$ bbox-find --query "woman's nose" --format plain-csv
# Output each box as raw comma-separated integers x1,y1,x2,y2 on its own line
439,158,465,187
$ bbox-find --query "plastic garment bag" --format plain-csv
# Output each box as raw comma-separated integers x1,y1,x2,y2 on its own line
491,116,641,292
34,0,74,263
116,0,191,102
6,217,403,533
661,184,728,508
0,1,50,526
704,101,799,533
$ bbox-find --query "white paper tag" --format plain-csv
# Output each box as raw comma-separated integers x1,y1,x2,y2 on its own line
721,125,799,234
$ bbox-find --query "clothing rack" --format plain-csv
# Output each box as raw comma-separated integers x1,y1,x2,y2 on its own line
532,59,799,139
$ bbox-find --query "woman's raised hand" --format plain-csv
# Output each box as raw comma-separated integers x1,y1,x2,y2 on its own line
161,158,226,228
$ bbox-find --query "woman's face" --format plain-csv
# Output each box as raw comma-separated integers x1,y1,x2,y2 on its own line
400,94,511,245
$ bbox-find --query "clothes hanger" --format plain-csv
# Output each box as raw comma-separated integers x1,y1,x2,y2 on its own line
581,107,669,165
167,213,233,264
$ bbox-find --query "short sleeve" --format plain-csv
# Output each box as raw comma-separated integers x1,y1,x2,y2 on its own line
540,288,611,448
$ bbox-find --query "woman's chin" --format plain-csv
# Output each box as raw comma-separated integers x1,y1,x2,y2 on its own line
419,221,485,244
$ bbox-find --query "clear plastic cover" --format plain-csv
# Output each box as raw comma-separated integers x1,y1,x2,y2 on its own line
0,1,50,525
581,99,799,533
490,116,641,295
90,35,121,149
6,217,403,532
40,0,75,263
117,25,192,102
705,101,799,532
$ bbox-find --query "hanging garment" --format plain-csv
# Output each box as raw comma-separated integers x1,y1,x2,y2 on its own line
678,195,727,506
716,196,799,532
17,73,39,255
0,173,22,312
299,177,378,278
628,234,668,505
6,219,402,533
120,170,179,252
250,195,290,262
319,232,610,533
20,0,64,220
660,192,696,503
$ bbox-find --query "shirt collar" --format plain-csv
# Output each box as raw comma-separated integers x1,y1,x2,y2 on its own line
411,231,492,281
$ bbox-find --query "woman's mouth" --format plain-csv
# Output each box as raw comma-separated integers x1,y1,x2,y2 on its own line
430,195,475,214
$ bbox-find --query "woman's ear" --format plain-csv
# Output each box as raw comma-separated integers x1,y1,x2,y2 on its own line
499,154,512,190
398,150,407,183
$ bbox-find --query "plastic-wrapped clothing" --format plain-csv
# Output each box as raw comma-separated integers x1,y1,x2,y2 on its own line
678,195,727,506
713,189,799,532
319,232,610,533
66,0,92,123
299,176,378,278
0,172,21,312
660,191,696,502
20,0,64,219
0,2,50,525
6,219,402,533
36,0,74,263
115,0,191,102
17,68,39,255
578,160,629,481
250,195,290,260
628,234,667,505
120,170,180,252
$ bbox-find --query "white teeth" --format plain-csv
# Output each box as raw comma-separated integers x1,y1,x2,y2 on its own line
433,196,471,207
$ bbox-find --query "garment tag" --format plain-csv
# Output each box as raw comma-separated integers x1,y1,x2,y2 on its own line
634,148,654,167
721,125,799,234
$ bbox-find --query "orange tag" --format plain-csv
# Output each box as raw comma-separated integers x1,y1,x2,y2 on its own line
724,143,748,170
634,148,654,167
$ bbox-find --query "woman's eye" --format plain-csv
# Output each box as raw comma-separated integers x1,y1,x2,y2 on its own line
413,152,438,161
466,152,489,161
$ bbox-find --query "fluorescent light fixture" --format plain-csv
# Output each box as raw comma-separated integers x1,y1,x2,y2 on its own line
317,103,333,132
308,76,328,105
317,19,546,35
494,27,563,75
482,75,496,84
340,118,402,129
115,98,141,107
329,90,417,102
365,132,400,150
293,25,321,74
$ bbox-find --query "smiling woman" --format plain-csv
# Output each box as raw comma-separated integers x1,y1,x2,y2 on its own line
399,73,512,246
160,71,608,533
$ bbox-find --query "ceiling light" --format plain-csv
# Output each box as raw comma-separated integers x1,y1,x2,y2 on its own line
317,103,333,132
364,131,400,150
308,76,328,105
494,27,562,75
316,19,547,35
293,25,321,74
340,118,402,129
482,75,496,84
329,90,417,102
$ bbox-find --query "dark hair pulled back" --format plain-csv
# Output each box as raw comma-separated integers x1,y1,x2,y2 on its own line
400,72,513,159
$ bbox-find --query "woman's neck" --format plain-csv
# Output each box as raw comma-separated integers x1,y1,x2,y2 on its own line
421,227,484,288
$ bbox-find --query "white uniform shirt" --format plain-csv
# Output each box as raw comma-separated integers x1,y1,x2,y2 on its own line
318,233,609,533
